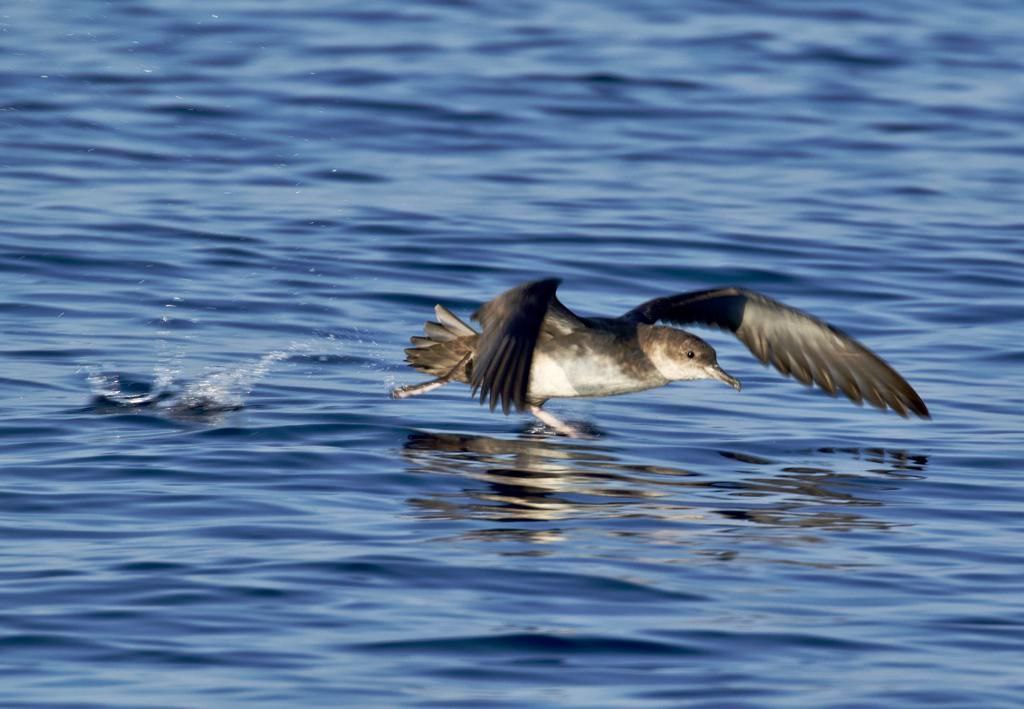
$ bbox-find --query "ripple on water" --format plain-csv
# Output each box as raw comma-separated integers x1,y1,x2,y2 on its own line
1,0,1022,705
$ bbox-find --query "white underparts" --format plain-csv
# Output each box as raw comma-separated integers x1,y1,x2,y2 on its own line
528,350,663,399
528,351,580,398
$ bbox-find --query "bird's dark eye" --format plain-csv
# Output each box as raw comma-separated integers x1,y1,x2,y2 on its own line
686,351,695,359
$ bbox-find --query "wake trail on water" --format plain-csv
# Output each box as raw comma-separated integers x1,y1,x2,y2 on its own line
83,315,400,420
85,341,323,419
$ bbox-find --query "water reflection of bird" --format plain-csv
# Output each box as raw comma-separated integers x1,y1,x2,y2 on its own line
393,279,929,437
402,431,663,525
400,431,928,534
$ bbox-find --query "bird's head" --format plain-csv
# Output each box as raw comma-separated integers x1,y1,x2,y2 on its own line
638,325,741,391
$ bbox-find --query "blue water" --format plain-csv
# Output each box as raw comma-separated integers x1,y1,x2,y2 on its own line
3,1,1023,705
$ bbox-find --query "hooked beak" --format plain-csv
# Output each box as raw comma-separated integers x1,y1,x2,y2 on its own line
706,364,742,392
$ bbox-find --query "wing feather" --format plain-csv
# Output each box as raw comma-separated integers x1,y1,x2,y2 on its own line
624,287,929,418
470,278,562,413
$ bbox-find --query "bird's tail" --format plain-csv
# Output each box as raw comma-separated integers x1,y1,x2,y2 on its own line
402,305,477,382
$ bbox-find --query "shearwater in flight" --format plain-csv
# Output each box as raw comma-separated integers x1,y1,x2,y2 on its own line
391,279,929,437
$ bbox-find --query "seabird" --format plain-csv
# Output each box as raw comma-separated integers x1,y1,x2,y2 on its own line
392,279,929,437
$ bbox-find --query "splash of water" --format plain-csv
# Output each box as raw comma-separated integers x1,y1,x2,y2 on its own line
86,342,317,417
83,325,386,420
175,350,291,411
86,369,173,406
344,326,401,394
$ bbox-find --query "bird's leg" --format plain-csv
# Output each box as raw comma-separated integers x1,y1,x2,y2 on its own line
529,405,585,438
391,353,470,400
390,378,449,399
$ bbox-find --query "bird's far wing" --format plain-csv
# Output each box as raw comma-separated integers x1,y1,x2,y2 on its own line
624,288,929,418
471,278,562,414
543,293,590,336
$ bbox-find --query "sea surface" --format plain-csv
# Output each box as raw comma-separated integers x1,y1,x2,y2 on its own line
2,1,1023,706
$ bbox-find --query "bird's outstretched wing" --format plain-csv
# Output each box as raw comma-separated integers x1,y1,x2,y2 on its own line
624,288,929,418
470,278,572,414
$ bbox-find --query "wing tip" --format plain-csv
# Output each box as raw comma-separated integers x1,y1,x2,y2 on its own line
906,394,931,420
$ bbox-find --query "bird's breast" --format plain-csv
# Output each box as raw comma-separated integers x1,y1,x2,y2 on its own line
527,341,665,400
